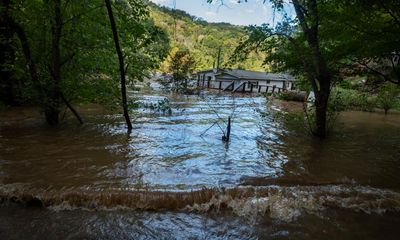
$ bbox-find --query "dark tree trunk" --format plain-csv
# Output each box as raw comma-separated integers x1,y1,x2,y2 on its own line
8,20,40,89
292,0,332,138
314,92,328,137
104,0,133,131
0,0,16,105
45,0,63,126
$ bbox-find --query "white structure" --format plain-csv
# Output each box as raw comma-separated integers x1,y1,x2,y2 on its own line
196,68,295,93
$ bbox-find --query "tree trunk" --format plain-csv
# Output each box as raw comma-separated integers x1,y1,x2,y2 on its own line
314,92,328,137
104,0,133,131
6,12,42,95
292,0,332,138
45,0,63,126
0,0,16,105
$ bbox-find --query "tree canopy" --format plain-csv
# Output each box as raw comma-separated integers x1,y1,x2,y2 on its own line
1,0,169,125
209,0,399,137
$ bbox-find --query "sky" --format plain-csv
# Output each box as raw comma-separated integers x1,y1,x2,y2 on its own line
149,0,291,26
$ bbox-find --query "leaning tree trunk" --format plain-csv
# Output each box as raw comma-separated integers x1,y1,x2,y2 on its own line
104,0,133,131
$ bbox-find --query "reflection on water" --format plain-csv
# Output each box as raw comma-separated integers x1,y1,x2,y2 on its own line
0,92,400,238
0,94,283,190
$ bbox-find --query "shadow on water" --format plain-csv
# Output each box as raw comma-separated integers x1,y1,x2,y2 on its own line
1,92,400,239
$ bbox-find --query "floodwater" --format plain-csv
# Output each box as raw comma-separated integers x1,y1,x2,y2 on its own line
1,92,400,239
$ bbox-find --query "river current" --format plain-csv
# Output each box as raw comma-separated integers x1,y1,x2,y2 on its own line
1,92,400,239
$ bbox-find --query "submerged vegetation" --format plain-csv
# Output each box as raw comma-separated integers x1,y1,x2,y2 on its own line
141,98,172,114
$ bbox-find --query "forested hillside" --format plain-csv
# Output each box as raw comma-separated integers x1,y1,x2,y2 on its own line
148,2,267,71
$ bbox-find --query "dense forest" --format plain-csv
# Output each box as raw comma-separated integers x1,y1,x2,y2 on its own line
148,2,266,71
0,0,169,125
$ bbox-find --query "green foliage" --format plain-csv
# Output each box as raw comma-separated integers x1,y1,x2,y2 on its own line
0,101,7,111
219,0,399,137
274,89,357,136
148,2,266,71
377,82,400,114
68,76,119,106
6,0,169,115
141,98,172,115
338,80,352,90
331,88,377,112
162,48,196,92
271,93,340,136
293,77,313,92
223,0,399,88
273,110,309,135
229,22,311,83
322,0,400,84
277,91,306,102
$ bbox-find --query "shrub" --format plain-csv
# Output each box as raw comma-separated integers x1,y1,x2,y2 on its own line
0,101,7,110
277,91,307,102
331,87,377,112
377,83,400,115
141,98,172,115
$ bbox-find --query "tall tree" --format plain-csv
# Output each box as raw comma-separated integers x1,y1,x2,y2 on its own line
104,0,133,131
291,0,332,138
209,0,333,137
46,0,63,125
211,0,399,137
0,0,16,105
166,48,196,92
2,0,168,127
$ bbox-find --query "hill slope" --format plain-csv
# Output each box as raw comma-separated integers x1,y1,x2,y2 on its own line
149,3,266,71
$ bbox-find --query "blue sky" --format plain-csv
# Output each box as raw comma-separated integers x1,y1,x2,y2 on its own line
149,0,289,26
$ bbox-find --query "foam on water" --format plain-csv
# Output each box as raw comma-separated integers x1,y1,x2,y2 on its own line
1,183,400,222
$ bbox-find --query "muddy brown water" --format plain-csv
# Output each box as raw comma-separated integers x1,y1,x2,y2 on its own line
0,93,400,239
